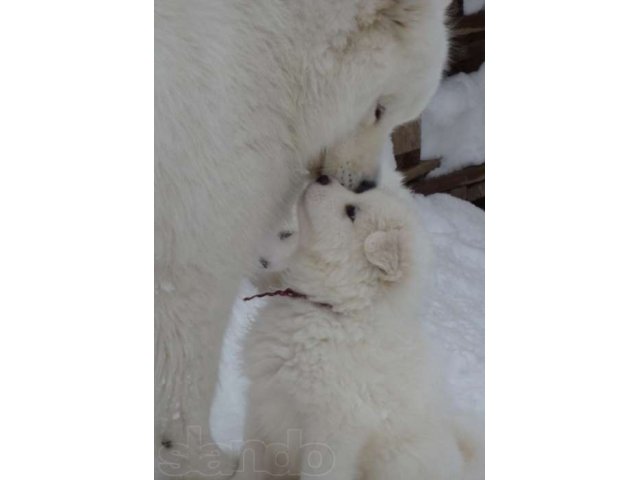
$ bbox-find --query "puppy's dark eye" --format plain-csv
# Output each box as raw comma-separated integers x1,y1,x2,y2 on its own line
374,104,385,122
345,204,357,222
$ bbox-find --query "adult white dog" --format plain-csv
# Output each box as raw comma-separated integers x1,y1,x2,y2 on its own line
155,0,449,477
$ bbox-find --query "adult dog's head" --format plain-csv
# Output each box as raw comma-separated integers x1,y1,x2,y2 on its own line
299,0,450,190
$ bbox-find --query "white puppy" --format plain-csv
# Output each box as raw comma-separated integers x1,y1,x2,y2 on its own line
236,177,477,479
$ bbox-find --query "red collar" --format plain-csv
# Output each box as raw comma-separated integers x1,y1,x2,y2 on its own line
243,288,332,309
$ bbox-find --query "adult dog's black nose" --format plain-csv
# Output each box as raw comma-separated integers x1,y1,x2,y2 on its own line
355,179,377,194
316,175,331,185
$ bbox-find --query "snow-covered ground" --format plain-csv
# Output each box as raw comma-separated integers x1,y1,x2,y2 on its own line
416,193,484,414
464,0,484,16
421,64,485,176
210,193,485,453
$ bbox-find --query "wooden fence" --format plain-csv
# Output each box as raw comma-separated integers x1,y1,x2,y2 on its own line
392,2,484,207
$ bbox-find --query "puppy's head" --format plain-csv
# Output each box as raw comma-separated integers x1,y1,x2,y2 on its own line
284,176,416,312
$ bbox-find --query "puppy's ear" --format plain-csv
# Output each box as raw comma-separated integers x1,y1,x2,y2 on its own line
364,229,407,282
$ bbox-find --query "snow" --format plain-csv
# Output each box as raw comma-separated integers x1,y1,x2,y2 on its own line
420,64,485,176
210,193,485,453
415,193,484,413
209,280,256,454
463,0,484,16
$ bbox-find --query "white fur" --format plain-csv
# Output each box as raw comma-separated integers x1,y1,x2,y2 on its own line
253,136,410,286
235,180,480,479
155,1,449,477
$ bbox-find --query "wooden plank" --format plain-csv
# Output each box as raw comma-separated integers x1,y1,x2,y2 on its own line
394,148,421,171
391,120,421,156
409,163,484,196
452,10,485,36
466,181,485,201
447,0,464,18
447,31,484,75
448,186,468,200
402,158,441,184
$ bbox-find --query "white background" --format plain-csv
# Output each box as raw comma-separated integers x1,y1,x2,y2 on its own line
1,1,639,478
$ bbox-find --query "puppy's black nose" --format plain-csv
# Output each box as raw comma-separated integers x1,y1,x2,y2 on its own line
316,175,331,185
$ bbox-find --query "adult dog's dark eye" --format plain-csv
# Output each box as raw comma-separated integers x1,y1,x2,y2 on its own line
345,204,357,222
374,104,385,122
